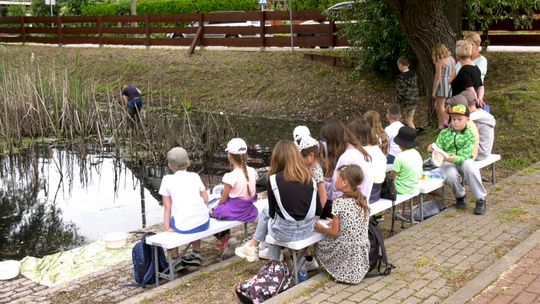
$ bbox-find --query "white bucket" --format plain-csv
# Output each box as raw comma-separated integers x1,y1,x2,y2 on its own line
0,260,20,280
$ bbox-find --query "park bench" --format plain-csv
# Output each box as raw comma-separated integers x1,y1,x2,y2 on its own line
145,198,268,287
268,154,502,285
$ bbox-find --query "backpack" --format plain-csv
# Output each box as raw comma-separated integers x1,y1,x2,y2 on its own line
367,217,395,276
132,232,169,287
235,260,292,304
412,200,446,222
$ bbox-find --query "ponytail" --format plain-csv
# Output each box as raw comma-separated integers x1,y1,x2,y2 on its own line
240,155,252,197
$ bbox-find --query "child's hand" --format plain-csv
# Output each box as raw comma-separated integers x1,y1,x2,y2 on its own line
445,154,455,162
427,144,434,153
165,226,173,232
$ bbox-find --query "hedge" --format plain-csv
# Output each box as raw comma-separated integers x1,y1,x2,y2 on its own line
81,0,344,16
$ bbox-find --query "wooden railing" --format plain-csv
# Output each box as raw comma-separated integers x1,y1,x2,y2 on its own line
0,11,539,52
0,11,349,53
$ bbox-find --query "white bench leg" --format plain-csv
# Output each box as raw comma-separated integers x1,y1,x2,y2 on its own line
154,246,160,287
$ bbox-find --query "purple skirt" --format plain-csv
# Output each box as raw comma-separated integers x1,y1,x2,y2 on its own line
212,196,258,223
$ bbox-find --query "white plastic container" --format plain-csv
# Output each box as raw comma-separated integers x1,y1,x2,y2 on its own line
0,260,20,280
103,232,129,249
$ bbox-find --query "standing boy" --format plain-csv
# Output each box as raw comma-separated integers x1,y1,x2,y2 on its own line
396,56,419,129
428,104,488,215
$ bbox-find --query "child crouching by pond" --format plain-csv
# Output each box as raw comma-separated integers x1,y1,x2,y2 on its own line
315,164,370,284
159,147,209,270
211,138,259,259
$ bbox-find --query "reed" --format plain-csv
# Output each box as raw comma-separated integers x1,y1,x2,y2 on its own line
0,51,235,168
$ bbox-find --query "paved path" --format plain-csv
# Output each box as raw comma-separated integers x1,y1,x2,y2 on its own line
269,164,540,304
469,243,540,304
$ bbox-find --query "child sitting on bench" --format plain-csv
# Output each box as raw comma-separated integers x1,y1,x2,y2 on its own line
315,164,370,284
211,138,259,259
159,147,209,270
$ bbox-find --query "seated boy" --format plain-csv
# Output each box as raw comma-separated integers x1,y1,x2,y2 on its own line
428,104,488,215
159,147,209,270
460,91,496,160
448,94,480,160
385,103,404,164
396,56,419,129
390,126,422,195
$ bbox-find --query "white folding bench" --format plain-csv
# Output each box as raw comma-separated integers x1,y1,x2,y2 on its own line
474,153,501,183
370,189,420,233
146,198,268,286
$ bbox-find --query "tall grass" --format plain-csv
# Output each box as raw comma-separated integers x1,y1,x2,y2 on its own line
0,51,234,168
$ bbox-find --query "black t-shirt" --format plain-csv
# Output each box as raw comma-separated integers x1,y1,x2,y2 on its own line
122,85,141,100
451,65,483,96
268,172,322,221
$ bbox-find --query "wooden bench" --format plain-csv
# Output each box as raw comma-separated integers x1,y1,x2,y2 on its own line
146,198,268,287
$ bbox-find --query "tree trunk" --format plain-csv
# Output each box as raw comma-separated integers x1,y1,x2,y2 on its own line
130,0,137,15
444,0,465,40
384,0,459,126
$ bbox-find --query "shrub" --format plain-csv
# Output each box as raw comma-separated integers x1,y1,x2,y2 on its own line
7,5,27,16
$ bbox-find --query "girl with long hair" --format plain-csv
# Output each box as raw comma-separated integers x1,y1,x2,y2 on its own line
235,140,322,262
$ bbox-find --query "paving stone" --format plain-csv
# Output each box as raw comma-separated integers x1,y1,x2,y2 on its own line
325,291,352,303
392,288,414,300
305,292,332,304
368,288,393,301
513,291,538,304
423,295,441,304
408,279,430,291
402,295,423,304
348,290,372,302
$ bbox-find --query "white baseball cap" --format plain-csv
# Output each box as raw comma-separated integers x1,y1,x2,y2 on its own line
293,126,311,141
294,134,319,151
226,138,248,154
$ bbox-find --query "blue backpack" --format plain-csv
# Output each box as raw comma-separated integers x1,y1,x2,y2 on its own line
132,232,169,287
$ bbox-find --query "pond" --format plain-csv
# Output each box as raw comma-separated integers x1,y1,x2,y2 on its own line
0,114,322,261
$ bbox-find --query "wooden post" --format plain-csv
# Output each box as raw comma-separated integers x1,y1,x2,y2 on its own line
57,16,63,46
188,26,203,56
20,16,26,45
97,16,103,47
329,19,335,50
259,11,266,51
145,15,151,48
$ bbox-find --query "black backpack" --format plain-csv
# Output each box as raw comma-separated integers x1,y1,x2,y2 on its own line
132,232,169,287
235,260,292,304
367,217,395,276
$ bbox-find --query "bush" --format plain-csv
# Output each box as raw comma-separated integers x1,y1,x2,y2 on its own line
344,0,414,76
80,0,344,16
30,0,51,17
7,5,26,16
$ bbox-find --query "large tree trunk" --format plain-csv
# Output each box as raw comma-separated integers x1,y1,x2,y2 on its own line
384,0,461,126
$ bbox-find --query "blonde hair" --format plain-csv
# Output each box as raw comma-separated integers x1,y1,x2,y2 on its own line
432,43,451,64
229,153,252,197
456,40,472,60
269,140,312,184
464,32,482,46
364,110,389,154
337,165,369,219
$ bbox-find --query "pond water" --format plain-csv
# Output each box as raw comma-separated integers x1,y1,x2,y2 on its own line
0,114,322,260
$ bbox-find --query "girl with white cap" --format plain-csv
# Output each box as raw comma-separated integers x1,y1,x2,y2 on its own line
211,138,259,259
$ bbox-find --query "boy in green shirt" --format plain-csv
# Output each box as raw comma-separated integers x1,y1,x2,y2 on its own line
428,104,488,215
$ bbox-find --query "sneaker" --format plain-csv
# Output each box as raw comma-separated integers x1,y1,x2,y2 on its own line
474,198,486,215
221,237,238,260
258,247,284,261
235,242,259,262
181,252,202,267
171,258,186,272
300,257,319,272
455,196,466,209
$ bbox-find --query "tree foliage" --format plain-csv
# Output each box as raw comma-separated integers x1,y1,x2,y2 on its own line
7,5,27,16
465,0,539,32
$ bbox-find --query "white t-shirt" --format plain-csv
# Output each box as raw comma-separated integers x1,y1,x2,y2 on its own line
363,145,386,184
159,170,209,231
385,121,404,157
222,167,258,198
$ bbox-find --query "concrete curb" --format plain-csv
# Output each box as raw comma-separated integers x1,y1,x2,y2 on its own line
442,228,540,304
266,273,328,304
119,256,244,304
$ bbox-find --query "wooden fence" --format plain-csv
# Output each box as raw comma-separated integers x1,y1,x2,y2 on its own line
0,11,349,53
0,11,539,52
